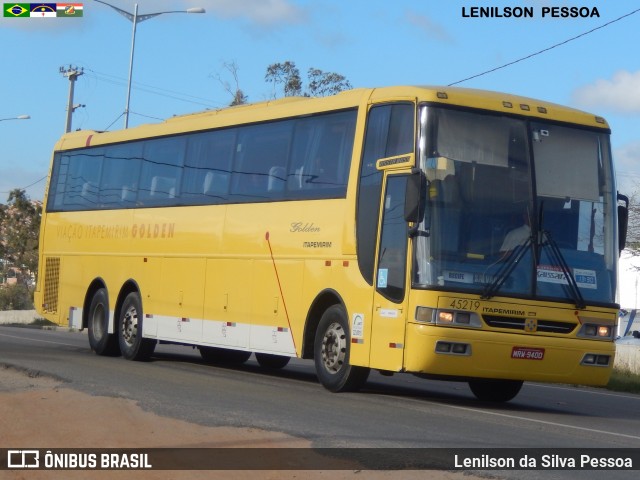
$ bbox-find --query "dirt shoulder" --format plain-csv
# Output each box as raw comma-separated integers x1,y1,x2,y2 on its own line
0,365,480,480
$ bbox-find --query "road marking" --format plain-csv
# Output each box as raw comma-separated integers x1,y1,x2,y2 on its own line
0,332,80,348
406,398,640,442
530,382,640,401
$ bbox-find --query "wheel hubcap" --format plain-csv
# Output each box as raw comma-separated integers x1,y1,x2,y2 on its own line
321,321,346,374
121,305,139,347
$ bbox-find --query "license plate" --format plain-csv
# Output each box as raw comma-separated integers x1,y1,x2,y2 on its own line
511,347,545,360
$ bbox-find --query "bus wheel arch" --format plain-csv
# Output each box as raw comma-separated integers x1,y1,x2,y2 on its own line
301,289,344,359
313,303,370,392
115,281,155,361
85,279,120,356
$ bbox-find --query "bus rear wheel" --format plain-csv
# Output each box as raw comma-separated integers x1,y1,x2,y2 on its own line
199,346,251,364
87,288,120,356
255,353,290,369
314,304,369,392
118,292,155,361
468,379,523,402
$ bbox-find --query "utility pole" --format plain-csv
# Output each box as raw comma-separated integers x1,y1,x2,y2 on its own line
60,65,84,133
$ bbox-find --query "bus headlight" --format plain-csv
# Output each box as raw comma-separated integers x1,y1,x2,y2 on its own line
578,323,613,340
415,307,482,328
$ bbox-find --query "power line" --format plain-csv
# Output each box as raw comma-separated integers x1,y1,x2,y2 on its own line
83,68,222,108
449,8,640,86
0,175,48,195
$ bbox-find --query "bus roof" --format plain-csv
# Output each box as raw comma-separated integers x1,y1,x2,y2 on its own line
55,85,610,151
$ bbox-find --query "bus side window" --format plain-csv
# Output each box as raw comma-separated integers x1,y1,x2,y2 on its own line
356,103,415,285
138,137,185,205
183,129,235,204
99,142,142,208
287,110,356,198
231,121,293,200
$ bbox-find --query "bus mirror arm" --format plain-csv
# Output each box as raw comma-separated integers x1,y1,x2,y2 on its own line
618,192,629,255
404,169,427,224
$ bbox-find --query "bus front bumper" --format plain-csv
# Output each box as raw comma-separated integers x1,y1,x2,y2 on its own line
404,323,615,386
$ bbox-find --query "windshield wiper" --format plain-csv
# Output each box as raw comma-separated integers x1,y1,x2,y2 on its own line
481,237,531,300
539,230,586,309
535,202,585,309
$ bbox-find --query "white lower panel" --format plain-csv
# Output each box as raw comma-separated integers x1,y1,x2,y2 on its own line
145,314,296,356
69,307,83,330
250,324,296,356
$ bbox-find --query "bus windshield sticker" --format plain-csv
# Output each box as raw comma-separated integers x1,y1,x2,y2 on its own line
377,269,388,288
443,270,474,284
537,266,597,290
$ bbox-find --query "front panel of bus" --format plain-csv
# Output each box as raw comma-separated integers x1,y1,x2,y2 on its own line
402,103,618,385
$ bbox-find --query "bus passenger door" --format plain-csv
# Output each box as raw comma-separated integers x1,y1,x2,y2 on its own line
369,174,411,371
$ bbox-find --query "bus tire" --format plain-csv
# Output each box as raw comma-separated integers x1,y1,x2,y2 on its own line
118,292,155,361
199,346,251,364
314,304,369,392
87,288,120,356
255,353,290,369
468,379,523,402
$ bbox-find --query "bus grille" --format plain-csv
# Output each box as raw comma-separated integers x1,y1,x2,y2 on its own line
42,257,61,314
482,315,576,334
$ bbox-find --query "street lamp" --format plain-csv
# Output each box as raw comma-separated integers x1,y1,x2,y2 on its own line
94,0,205,129
0,115,30,122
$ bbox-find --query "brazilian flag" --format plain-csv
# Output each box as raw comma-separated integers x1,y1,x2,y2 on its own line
4,4,30,17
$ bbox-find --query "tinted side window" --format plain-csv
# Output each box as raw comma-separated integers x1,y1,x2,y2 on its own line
288,111,356,199
356,103,414,285
230,121,294,201
65,149,103,210
377,175,409,302
138,137,186,206
183,129,236,204
100,142,143,208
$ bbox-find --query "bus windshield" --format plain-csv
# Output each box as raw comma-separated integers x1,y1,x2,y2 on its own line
413,106,618,306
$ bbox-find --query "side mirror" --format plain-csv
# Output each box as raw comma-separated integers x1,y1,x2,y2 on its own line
404,169,427,223
618,192,629,255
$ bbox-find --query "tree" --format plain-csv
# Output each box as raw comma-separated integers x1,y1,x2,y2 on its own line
265,61,351,98
214,61,248,106
307,68,352,97
0,189,41,284
265,61,303,98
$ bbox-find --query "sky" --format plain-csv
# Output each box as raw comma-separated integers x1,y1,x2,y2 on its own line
1,0,639,303
1,0,639,200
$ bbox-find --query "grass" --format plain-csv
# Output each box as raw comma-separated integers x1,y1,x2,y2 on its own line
607,368,640,394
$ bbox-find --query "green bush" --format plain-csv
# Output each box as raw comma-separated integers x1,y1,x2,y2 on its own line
0,284,34,310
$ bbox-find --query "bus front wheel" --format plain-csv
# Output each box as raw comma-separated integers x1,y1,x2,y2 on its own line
468,379,523,402
314,305,369,392
87,288,120,356
118,292,155,361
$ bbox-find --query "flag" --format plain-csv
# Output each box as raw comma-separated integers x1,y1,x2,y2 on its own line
29,3,56,17
3,4,30,17
56,3,82,17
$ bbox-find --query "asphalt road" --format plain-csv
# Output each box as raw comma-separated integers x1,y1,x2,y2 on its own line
1,325,640,479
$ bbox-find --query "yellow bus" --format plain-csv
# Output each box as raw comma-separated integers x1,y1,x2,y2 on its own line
35,86,628,402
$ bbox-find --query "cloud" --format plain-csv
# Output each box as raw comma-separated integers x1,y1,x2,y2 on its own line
404,9,454,44
573,71,640,114
205,0,308,28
